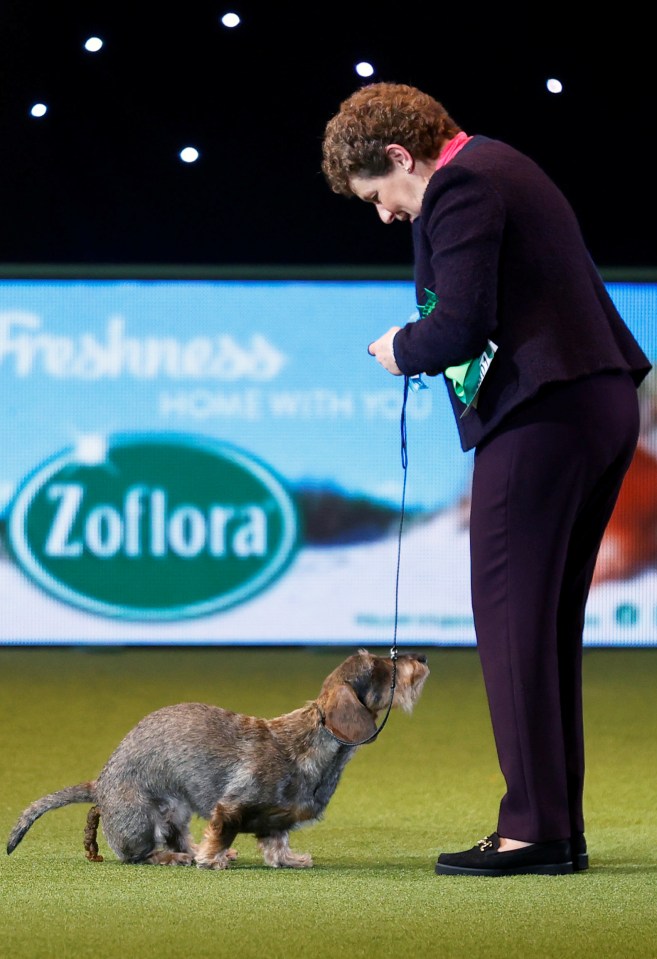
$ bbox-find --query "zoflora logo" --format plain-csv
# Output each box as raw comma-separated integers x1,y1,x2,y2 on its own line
7,433,299,620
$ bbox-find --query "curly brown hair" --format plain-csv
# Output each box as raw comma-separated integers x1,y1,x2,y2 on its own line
321,82,462,197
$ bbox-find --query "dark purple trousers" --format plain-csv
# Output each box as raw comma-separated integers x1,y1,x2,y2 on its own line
470,371,640,842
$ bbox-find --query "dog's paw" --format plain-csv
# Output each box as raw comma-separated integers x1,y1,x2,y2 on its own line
258,838,314,868
282,852,313,869
194,852,230,869
146,850,195,866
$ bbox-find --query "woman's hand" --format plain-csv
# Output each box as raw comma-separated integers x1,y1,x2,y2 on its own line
367,326,403,375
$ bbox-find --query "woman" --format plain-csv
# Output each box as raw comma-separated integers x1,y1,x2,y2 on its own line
321,82,652,876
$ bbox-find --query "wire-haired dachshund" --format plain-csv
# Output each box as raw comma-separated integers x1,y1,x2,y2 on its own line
7,649,429,869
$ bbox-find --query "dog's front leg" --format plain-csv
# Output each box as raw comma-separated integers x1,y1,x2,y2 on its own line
195,802,240,870
258,831,313,869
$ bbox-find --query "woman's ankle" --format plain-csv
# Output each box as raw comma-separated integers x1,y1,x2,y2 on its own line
497,837,532,852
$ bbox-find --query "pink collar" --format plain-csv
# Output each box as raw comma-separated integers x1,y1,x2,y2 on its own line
435,131,473,170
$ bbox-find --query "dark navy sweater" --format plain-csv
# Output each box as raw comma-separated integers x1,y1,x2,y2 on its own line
392,136,652,451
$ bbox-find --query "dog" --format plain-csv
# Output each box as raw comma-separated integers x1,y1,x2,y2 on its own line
7,649,429,869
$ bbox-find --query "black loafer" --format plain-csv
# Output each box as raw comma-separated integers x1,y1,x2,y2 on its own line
435,832,574,876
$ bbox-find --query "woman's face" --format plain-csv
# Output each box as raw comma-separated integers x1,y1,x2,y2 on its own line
349,164,424,224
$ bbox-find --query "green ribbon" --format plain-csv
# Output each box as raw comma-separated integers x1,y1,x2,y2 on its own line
445,340,498,408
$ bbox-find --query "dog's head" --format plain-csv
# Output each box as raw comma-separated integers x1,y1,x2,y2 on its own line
317,649,429,744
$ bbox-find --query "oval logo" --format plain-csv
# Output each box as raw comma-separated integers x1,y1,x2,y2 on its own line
7,433,299,620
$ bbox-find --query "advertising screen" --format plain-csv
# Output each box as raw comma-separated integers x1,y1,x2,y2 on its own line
1,276,655,646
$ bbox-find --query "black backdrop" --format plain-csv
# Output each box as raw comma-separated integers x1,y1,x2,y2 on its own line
0,1,654,270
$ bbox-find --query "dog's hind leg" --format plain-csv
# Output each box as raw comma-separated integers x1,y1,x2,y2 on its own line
194,802,240,870
156,799,196,858
145,801,195,866
99,792,192,866
83,805,104,862
257,832,313,869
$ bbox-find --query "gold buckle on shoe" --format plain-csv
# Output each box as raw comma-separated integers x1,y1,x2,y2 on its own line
476,836,494,851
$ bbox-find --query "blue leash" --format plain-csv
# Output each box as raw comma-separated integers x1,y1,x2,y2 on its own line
322,375,412,746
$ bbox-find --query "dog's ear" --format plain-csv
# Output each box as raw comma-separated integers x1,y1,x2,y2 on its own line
322,683,377,743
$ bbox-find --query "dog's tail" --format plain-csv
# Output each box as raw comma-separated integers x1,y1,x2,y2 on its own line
7,781,97,855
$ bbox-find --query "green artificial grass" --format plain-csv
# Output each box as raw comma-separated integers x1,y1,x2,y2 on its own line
1,645,656,959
